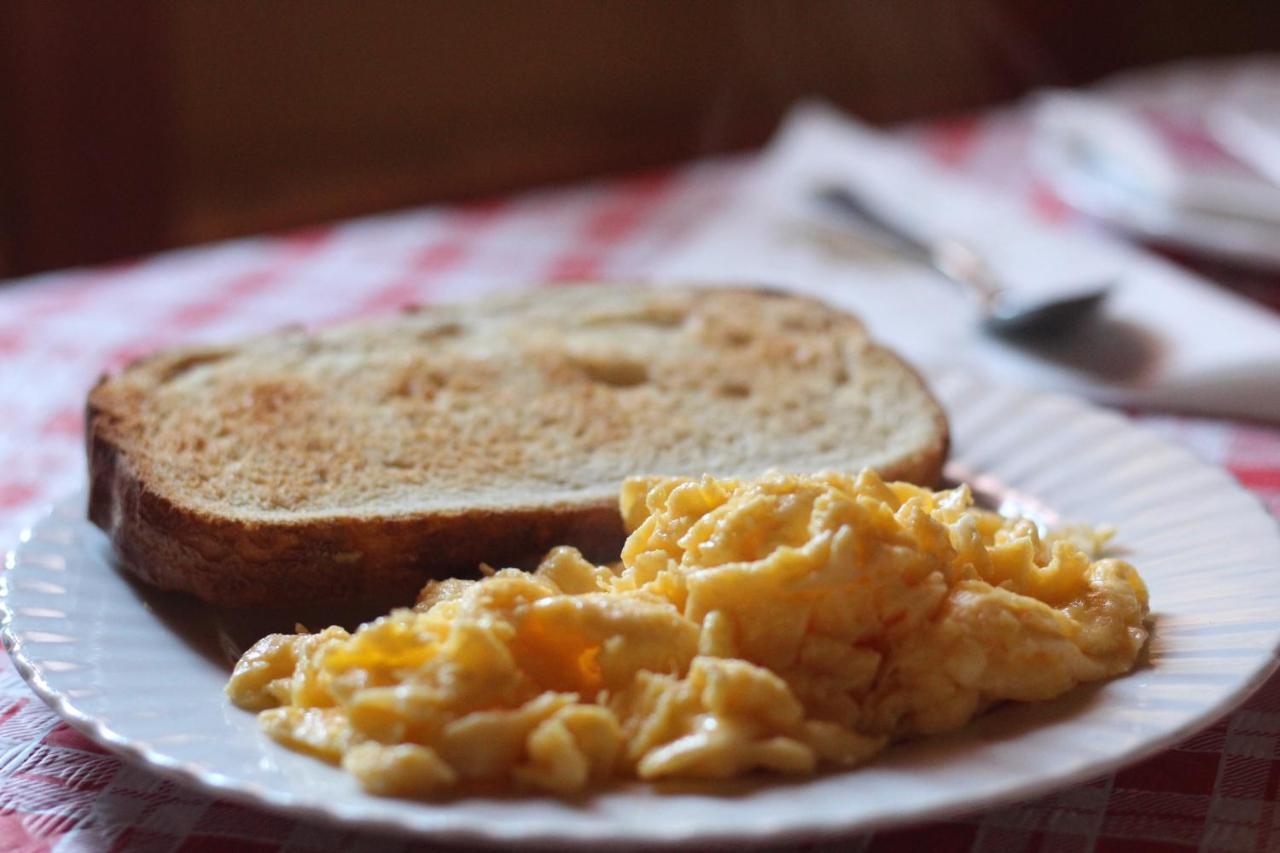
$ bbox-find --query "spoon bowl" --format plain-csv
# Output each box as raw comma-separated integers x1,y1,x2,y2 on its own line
815,184,1111,339
984,287,1111,337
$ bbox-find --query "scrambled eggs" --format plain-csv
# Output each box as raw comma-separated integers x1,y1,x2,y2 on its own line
227,471,1149,796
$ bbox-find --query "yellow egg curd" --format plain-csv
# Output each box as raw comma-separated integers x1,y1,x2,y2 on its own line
227,470,1149,796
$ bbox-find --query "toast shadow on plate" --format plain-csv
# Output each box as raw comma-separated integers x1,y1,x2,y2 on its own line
111,552,426,671
105,527,603,670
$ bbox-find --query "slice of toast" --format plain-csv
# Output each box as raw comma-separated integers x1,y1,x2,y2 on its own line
87,285,948,607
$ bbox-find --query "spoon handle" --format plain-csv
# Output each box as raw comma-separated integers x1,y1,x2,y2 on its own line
815,184,1002,307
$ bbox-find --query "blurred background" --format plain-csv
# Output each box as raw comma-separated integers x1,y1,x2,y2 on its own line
6,0,1280,278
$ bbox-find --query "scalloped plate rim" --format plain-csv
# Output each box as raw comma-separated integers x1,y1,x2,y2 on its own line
3,373,1279,847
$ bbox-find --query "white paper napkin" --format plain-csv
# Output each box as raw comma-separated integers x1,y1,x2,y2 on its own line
652,102,1280,423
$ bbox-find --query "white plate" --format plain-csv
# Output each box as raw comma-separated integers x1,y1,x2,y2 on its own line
4,371,1280,848
1031,116,1280,272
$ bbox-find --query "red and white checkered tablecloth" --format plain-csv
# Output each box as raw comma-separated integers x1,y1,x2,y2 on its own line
1,106,1279,853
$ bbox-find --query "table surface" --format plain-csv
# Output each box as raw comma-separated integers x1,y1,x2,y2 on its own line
1,104,1279,853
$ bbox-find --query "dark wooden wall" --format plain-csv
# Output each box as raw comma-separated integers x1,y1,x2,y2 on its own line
4,1,1280,277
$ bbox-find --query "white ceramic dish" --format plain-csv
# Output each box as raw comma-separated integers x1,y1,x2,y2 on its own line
4,371,1280,848
1032,128,1280,271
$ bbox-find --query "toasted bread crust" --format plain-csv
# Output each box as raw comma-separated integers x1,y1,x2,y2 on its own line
87,420,944,608
89,409,631,606
87,286,948,608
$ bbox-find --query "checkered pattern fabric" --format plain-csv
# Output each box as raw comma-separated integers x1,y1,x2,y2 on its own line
1,108,1278,852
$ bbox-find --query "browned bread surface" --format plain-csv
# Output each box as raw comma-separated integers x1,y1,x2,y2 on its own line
88,285,949,607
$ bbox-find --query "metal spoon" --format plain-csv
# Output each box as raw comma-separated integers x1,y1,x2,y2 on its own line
815,184,1110,338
